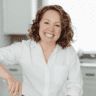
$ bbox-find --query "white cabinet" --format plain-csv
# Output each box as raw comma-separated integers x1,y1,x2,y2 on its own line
0,78,10,96
0,64,22,96
6,64,22,81
3,0,32,34
81,66,96,96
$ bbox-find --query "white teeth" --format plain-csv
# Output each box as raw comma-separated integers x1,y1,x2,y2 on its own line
45,33,54,38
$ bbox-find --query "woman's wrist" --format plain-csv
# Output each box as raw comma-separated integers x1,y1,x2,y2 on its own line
0,64,12,80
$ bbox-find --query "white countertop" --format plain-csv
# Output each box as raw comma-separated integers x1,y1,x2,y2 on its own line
81,63,96,67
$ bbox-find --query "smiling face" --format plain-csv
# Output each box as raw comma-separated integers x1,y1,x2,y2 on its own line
39,10,62,45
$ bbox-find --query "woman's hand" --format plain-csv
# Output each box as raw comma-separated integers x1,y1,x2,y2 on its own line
7,76,22,96
0,64,22,96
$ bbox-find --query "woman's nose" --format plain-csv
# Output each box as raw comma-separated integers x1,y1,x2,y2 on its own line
48,25,54,32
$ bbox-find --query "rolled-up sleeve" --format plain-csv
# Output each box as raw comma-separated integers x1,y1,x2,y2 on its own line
0,42,22,65
65,47,83,96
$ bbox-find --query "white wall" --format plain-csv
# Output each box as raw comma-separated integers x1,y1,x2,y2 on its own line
44,0,96,52
0,0,11,47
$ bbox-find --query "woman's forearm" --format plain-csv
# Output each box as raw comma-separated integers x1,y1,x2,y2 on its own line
0,64,12,80
0,64,22,96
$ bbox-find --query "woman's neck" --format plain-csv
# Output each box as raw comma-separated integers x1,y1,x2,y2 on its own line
39,41,56,51
39,41,56,63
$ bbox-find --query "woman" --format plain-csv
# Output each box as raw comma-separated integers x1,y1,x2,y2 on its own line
0,5,83,96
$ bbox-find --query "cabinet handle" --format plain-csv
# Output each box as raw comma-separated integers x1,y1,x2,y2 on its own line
9,68,18,72
85,73,95,77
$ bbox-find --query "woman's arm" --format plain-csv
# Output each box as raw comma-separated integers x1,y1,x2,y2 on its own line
65,47,83,96
0,64,22,96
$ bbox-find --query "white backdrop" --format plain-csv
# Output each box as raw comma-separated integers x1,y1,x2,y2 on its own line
43,0,96,52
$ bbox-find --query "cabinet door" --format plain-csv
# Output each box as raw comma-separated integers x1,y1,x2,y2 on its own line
3,0,32,34
81,66,96,96
0,78,10,96
6,64,22,81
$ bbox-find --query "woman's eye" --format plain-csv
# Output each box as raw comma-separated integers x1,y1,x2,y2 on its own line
44,22,49,24
55,25,60,27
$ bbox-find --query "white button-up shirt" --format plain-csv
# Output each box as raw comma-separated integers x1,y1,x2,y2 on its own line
0,40,83,96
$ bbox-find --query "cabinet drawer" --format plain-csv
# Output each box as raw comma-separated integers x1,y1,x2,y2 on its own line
5,65,22,81
83,85,96,96
81,66,96,80
6,64,22,75
0,78,10,96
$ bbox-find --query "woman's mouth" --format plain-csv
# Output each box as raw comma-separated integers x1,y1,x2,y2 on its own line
45,33,54,39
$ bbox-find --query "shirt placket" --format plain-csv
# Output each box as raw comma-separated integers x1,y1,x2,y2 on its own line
43,65,50,96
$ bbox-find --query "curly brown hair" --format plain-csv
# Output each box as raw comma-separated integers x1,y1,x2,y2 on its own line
28,5,74,48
